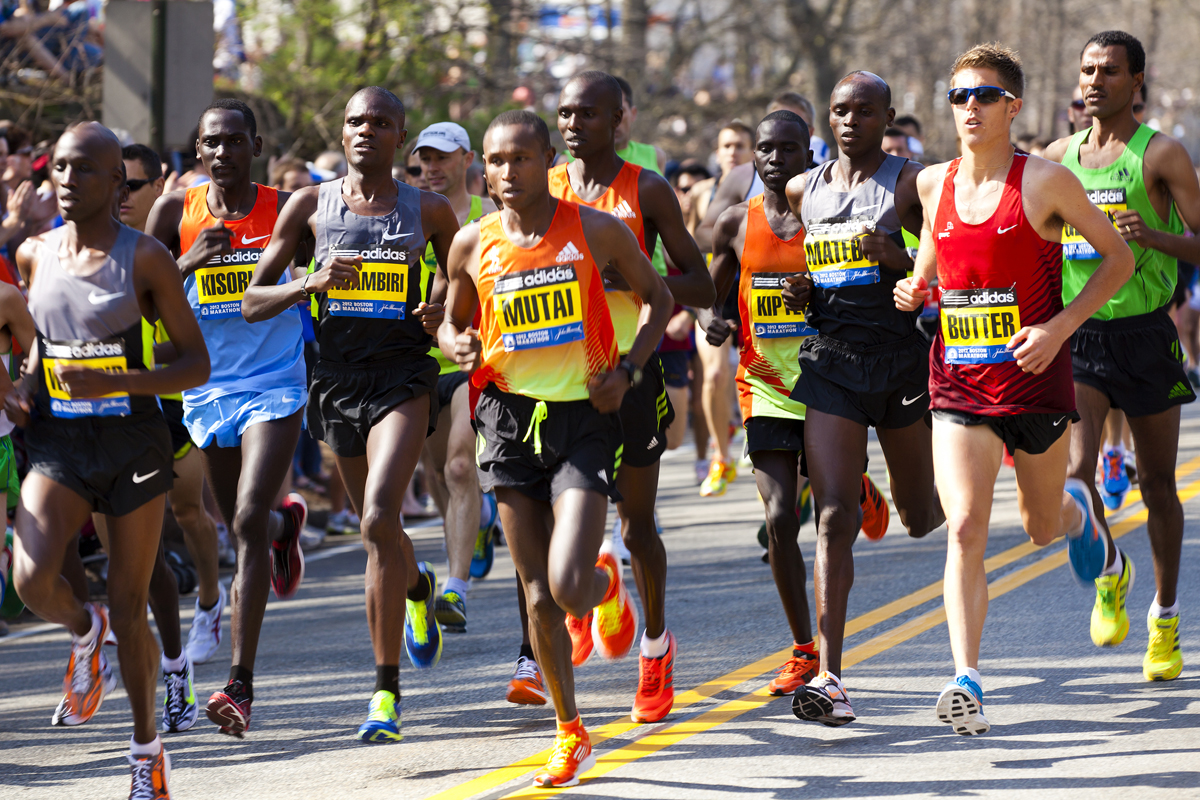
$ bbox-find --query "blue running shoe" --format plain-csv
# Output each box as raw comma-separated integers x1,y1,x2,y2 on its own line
405,562,443,669
1101,449,1131,497
936,675,990,735
1064,477,1108,583
1099,485,1124,511
356,690,402,743
470,494,497,579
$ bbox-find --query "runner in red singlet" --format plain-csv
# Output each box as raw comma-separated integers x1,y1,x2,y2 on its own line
894,44,1133,736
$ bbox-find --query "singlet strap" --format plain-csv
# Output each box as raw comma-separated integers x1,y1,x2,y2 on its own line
1129,123,1156,157
1004,152,1029,190
1062,128,1089,169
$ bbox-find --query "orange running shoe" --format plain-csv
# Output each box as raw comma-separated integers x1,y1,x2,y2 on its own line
859,474,889,541
591,547,639,660
63,603,115,725
566,611,594,666
768,641,820,696
127,743,171,799
631,631,676,723
506,655,548,705
533,717,596,788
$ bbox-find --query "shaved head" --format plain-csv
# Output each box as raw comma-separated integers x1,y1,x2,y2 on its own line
58,121,122,169
563,71,623,110
348,86,405,121
836,71,892,108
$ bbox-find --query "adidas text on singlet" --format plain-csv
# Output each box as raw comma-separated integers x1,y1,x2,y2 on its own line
736,195,815,421
314,178,434,365
548,161,651,354
1061,123,1185,320
29,226,156,419
179,183,305,405
930,154,1074,415
472,201,618,403
425,195,484,375
800,154,917,345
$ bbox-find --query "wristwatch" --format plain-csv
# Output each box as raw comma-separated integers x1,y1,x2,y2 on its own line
299,273,311,301
617,358,643,388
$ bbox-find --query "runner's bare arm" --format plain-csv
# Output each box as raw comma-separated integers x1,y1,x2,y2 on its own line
415,191,460,331
780,173,813,313
437,222,482,373
1117,135,1200,264
1039,136,1071,164
698,204,746,346
242,187,338,322
894,166,942,312
0,282,35,354
639,170,715,307
14,235,40,288
276,189,313,271
695,163,755,252
145,189,231,279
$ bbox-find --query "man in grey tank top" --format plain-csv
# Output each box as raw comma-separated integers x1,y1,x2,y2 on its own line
8,122,209,798
244,87,461,744
780,72,945,727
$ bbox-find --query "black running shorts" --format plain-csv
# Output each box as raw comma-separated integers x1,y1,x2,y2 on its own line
1071,307,1196,418
160,397,192,459
932,408,1080,455
657,349,691,389
474,385,622,505
308,355,439,458
25,410,174,517
620,354,675,469
436,370,470,415
745,415,805,454
791,332,931,429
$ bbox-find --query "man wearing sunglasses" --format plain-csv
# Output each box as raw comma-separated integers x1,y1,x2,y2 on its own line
1042,31,1200,683
895,43,1133,736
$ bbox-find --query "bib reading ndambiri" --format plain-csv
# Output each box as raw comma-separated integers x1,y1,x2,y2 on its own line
327,243,413,319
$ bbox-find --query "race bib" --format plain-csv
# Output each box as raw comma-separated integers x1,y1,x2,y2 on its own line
940,288,1021,364
804,216,880,288
750,273,817,338
327,243,413,319
1063,188,1126,260
494,264,585,351
195,247,263,319
43,338,131,418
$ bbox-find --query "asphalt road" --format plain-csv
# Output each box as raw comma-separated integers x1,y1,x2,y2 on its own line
4,408,1200,799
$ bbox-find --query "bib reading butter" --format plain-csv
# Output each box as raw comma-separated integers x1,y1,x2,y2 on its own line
939,287,1021,364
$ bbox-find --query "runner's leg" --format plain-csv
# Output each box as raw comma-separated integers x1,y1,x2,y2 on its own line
443,383,482,585
752,449,811,643
1126,407,1184,607
1068,384,1115,554
616,462,666,639
170,448,220,609
695,330,731,466
876,419,945,537
1011,432,1080,546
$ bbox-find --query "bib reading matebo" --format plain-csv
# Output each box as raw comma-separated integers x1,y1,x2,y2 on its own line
940,288,1021,364
327,243,413,319
804,217,881,288
493,264,584,352
195,248,264,319
750,273,818,339
1062,188,1126,260
42,338,131,417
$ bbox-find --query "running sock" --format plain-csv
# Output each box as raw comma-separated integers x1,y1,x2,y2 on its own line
230,665,253,699
130,735,162,758
1100,547,1124,577
278,507,296,543
641,630,669,659
407,569,432,602
162,652,187,673
1104,442,1125,457
376,665,401,699
198,597,219,613
1150,599,1180,619
519,643,536,661
73,607,101,646
443,577,469,600
956,667,983,692
795,639,818,657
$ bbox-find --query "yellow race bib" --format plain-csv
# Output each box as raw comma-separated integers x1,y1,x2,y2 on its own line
195,247,262,319
1063,188,1126,260
494,265,585,351
940,288,1021,364
750,273,817,339
804,217,880,288
43,339,131,417
328,243,414,319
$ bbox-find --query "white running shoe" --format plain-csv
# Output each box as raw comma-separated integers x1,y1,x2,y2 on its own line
610,517,631,564
185,582,226,664
326,509,361,535
215,523,236,567
936,675,991,735
792,671,856,727
161,656,199,733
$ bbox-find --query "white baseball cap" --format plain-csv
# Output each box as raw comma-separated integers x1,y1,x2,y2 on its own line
414,122,471,153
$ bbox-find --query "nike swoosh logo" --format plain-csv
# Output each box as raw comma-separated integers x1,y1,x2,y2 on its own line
88,290,125,304
132,469,160,484
852,203,881,215
241,234,269,245
281,395,294,404
382,231,412,241
1053,416,1067,426
902,393,926,406
997,225,1017,234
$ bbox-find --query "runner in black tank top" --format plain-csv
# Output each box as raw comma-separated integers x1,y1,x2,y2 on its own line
10,122,209,798
244,87,461,745
779,72,945,729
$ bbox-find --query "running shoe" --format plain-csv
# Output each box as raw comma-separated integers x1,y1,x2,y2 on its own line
798,483,813,527
215,523,237,567
206,679,252,737
591,545,639,660
566,610,594,666
356,690,402,743
700,459,731,497
1064,477,1107,583
1099,485,1124,511
1101,448,1130,502
326,509,361,535
694,460,708,486
768,646,820,696
860,474,889,541
185,582,226,665
610,516,632,565
405,562,443,669
270,493,307,600
435,590,467,633
52,653,116,726
127,745,171,800
161,656,198,733
506,655,548,705
471,492,498,579
792,671,855,726
1091,551,1134,646
532,720,596,788
62,603,115,726
1144,612,1183,681
631,631,676,723
935,674,990,735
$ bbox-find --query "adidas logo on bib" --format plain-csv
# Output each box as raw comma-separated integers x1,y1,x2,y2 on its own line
556,241,584,263
612,200,635,219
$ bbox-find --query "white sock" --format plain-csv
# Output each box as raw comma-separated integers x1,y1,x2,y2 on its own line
161,652,187,673
73,607,100,647
641,630,669,658
443,577,469,599
1150,599,1180,620
130,735,161,758
955,667,983,690
1100,547,1124,578
1104,442,1125,457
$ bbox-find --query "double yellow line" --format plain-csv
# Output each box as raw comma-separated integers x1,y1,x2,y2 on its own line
431,455,1200,800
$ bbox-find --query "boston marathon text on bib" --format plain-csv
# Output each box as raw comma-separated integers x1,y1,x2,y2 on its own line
493,264,585,351
327,242,414,320
803,216,880,288
195,247,264,319
750,273,818,338
1062,188,1126,260
940,288,1021,364
42,338,131,418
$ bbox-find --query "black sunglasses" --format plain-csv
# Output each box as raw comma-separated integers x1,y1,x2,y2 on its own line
406,165,422,177
1133,103,1146,113
1070,99,1087,110
125,178,153,192
947,86,1017,106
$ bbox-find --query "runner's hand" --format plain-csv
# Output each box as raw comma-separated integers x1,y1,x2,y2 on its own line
894,276,929,312
414,302,444,333
54,364,126,398
454,327,482,373
1008,320,1067,375
781,273,813,313
587,369,630,414
860,230,909,272
1112,209,1159,250
306,255,361,293
703,313,734,346
180,221,232,274
3,379,30,427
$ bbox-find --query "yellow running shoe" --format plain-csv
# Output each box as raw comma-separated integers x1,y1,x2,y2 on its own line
1091,552,1134,646
1144,613,1183,681
700,459,730,497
